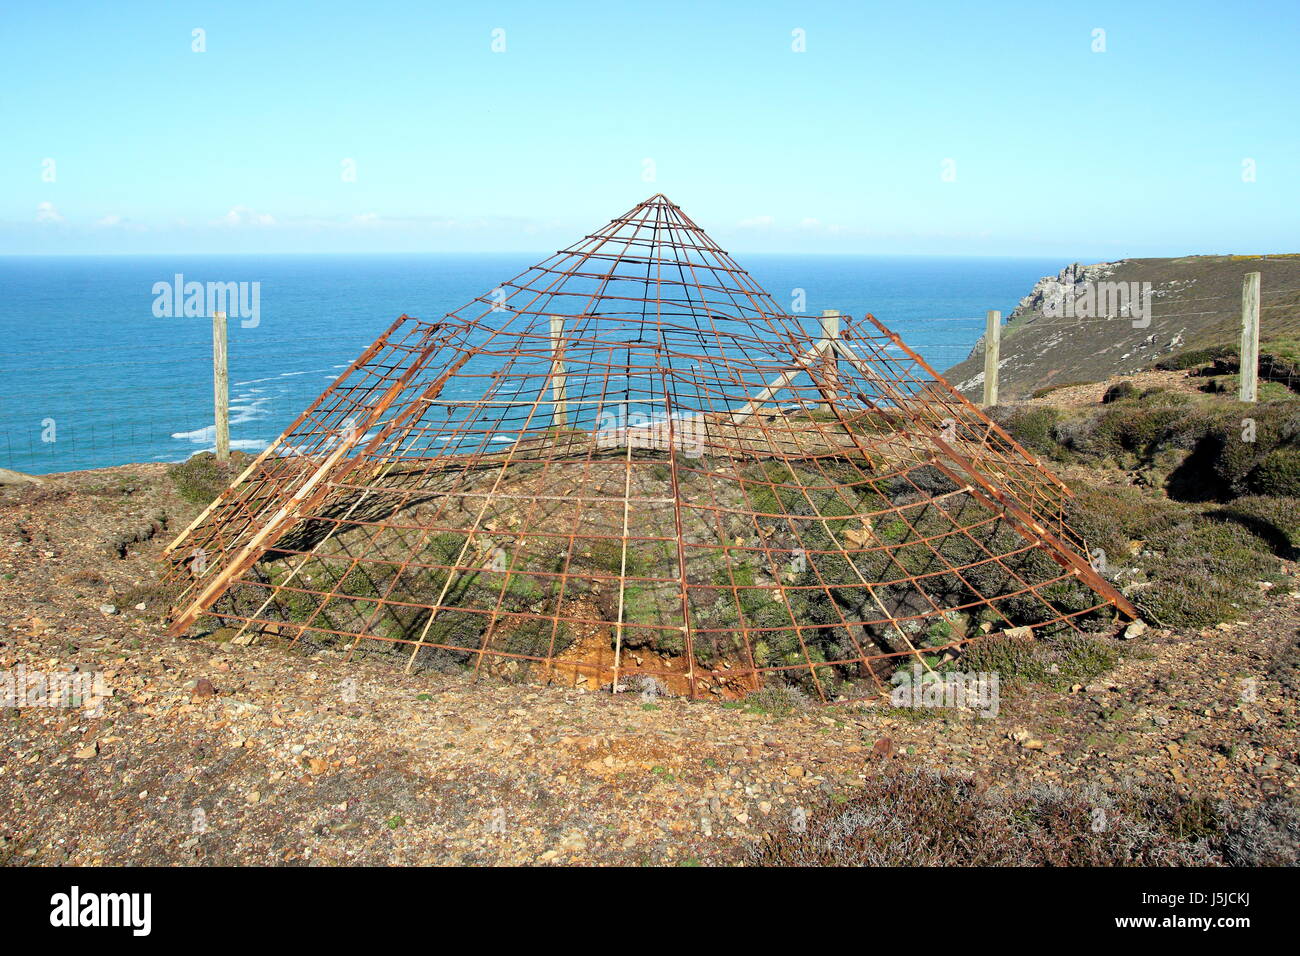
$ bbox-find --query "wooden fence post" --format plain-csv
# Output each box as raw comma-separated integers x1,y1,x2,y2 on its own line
819,309,841,409
550,314,568,427
213,311,230,461
1239,272,1261,403
982,310,1001,407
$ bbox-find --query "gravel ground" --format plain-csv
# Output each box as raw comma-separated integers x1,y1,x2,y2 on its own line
1,463,1297,865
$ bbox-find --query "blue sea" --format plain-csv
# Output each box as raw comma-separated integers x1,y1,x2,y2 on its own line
0,254,1060,475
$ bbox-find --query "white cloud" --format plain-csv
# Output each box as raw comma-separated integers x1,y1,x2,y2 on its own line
737,214,775,229
36,201,63,223
95,214,122,227
214,205,276,227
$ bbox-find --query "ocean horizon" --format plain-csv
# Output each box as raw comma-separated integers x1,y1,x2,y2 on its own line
0,252,1064,475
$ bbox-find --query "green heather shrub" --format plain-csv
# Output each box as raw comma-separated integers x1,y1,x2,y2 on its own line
1213,495,1300,558
1066,485,1281,628
402,611,484,660
1138,517,1280,627
1154,346,1236,372
997,406,1061,457
737,684,811,717
1248,446,1300,497
1044,412,1096,455
1001,395,1300,502
1135,387,1193,406
1101,381,1138,404
1067,486,1183,556
1038,632,1119,687
168,451,249,506
958,630,1117,690
1200,403,1300,497
959,632,1040,683
1085,404,1186,457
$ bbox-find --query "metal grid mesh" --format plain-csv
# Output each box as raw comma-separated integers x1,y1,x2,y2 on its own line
163,194,1133,702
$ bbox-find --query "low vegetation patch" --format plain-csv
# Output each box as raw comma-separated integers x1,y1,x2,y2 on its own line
992,383,1300,629
1155,340,1300,392
997,389,1300,500
750,768,1299,866
726,685,812,717
167,451,251,506
960,630,1118,691
1154,345,1237,372
1067,485,1284,628
1101,381,1138,404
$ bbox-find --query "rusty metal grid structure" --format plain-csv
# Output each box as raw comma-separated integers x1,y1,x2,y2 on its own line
163,194,1134,703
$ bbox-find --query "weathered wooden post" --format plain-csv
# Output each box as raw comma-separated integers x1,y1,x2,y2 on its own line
212,310,230,461
550,314,568,427
982,309,1001,407
819,309,841,409
1239,272,1261,403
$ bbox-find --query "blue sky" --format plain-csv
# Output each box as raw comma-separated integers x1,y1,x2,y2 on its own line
2,0,1297,257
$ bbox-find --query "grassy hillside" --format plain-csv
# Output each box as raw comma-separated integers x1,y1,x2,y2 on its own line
943,254,1300,401
992,367,1300,628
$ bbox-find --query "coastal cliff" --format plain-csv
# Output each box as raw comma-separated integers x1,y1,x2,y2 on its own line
943,254,1300,401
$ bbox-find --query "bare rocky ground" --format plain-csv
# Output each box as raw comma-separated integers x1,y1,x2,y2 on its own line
1,462,1297,866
